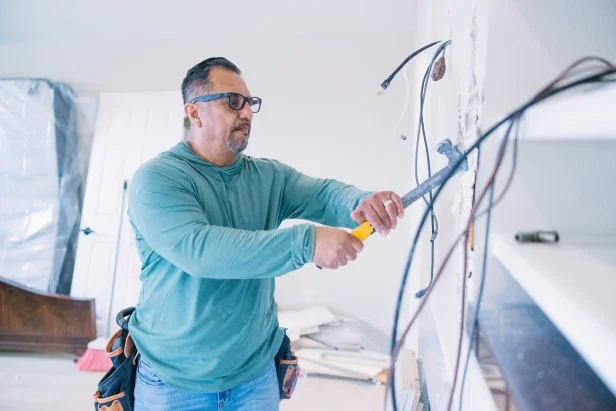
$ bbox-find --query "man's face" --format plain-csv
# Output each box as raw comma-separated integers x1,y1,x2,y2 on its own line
195,68,254,153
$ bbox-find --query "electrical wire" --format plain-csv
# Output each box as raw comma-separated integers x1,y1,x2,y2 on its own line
383,56,615,411
447,112,521,411
414,41,452,298
378,41,442,95
475,58,616,219
457,116,521,411
535,56,615,98
457,178,496,410
389,67,616,410
474,118,521,220
388,69,616,409
456,58,616,410
388,40,452,408
384,65,616,411
452,63,616,409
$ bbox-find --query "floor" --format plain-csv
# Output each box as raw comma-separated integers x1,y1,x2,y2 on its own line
0,352,385,410
477,332,519,411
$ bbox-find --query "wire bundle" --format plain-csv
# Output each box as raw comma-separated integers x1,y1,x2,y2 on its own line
379,49,616,411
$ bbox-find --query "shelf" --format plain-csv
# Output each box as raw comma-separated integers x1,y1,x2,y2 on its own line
490,232,616,395
517,82,616,141
479,296,616,411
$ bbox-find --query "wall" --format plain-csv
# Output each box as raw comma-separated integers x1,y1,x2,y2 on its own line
403,0,498,409
0,0,414,42
482,0,616,127
0,31,421,334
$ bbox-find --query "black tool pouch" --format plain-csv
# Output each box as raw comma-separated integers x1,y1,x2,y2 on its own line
92,307,138,411
274,332,300,400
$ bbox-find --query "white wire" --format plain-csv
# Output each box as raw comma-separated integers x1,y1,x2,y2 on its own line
395,65,411,135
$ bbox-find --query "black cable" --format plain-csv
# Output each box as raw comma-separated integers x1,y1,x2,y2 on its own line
447,114,520,410
450,62,616,408
474,115,521,220
457,183,495,410
388,40,452,409
378,41,442,95
392,73,607,408
535,57,615,99
445,112,519,409
414,40,451,299
447,109,521,410
388,69,616,409
385,67,616,411
384,58,612,407
459,118,518,407
455,60,614,409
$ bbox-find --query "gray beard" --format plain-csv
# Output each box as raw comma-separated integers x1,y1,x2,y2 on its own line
227,135,248,153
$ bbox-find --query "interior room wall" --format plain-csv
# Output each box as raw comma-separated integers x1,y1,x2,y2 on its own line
0,30,422,334
404,0,498,408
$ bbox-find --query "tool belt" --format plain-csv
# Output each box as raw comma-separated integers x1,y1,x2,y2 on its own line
92,308,300,408
275,330,301,400
92,307,138,411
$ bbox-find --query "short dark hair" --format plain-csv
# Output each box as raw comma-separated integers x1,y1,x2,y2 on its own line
181,57,242,103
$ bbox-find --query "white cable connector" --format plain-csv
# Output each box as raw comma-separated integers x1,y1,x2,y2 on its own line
376,80,391,96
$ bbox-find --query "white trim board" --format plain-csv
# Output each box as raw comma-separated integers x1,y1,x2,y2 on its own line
517,82,616,141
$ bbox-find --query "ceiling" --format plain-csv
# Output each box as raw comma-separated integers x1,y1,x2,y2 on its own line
1,0,413,44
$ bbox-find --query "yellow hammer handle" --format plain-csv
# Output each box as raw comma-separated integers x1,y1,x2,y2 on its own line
351,221,376,241
316,222,374,269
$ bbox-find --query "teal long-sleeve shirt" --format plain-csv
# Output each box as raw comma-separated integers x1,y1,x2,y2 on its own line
127,142,369,392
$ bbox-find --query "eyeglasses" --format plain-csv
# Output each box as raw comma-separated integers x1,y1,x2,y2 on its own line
191,93,262,113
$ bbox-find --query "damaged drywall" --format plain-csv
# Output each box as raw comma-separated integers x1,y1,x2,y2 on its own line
451,0,489,305
405,0,494,409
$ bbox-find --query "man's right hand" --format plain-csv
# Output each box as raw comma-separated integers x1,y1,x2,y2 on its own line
313,226,364,269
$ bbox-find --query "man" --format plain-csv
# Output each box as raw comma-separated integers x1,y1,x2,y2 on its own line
127,57,403,410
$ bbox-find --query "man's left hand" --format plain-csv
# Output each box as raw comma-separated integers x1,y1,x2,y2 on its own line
351,191,404,236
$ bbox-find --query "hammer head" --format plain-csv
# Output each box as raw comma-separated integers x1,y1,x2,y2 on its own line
436,138,468,172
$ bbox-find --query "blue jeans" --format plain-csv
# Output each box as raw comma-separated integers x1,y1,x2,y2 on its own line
134,357,280,411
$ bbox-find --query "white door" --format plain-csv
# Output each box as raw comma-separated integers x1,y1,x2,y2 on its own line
71,92,184,336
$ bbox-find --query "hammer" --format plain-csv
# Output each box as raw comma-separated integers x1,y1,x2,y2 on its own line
352,138,468,240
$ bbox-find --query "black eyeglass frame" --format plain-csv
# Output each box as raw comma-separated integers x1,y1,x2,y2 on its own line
190,93,262,113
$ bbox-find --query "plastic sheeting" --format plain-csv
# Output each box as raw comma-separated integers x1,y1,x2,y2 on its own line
0,78,97,294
